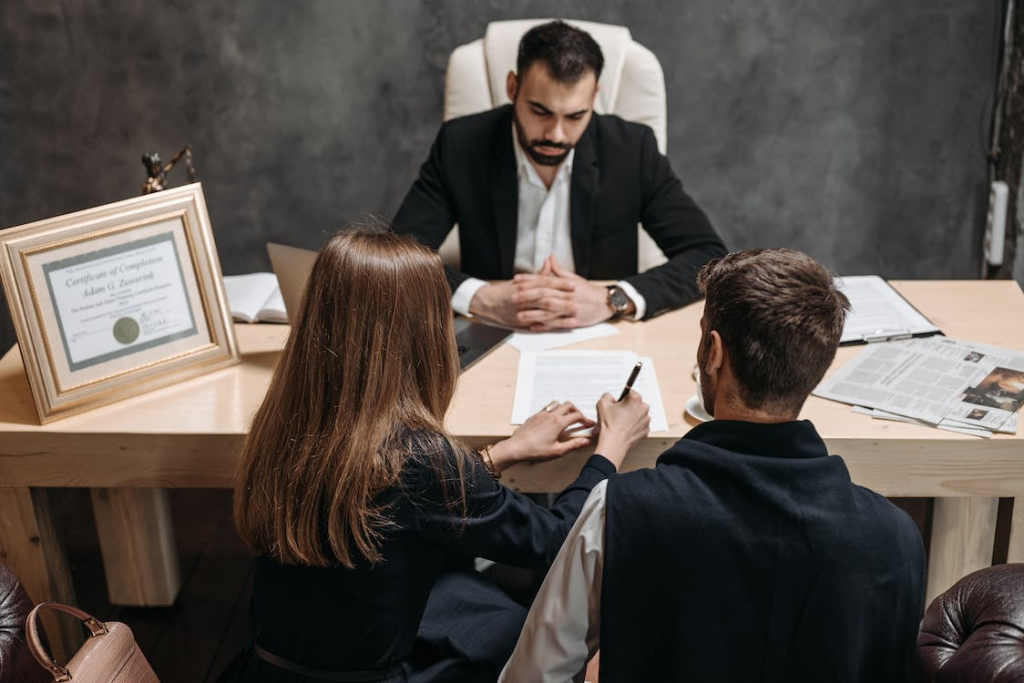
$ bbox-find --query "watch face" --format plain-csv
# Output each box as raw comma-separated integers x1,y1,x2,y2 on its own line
608,286,629,312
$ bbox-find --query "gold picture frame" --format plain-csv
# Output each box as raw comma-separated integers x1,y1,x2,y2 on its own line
0,183,239,423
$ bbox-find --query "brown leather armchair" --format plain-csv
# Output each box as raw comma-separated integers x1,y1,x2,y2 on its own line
917,563,1024,682
0,563,48,682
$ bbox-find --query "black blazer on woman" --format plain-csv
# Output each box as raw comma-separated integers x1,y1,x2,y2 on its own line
393,105,727,319
219,436,615,682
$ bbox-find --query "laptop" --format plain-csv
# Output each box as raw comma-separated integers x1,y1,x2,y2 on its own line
267,242,319,323
266,242,510,372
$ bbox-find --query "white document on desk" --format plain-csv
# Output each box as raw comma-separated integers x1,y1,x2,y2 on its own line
511,350,669,432
506,323,618,353
836,275,940,344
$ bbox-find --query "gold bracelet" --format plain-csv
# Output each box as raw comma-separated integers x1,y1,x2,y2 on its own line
480,444,501,480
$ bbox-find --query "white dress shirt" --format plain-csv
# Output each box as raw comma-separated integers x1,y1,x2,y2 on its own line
498,480,608,683
450,128,647,320
512,138,576,274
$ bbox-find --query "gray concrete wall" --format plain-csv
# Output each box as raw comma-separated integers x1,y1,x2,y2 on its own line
0,1,998,354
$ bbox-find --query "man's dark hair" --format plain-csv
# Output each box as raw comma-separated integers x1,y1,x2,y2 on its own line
697,248,850,416
517,20,604,83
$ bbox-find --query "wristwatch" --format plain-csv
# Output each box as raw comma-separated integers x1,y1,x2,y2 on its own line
606,285,632,317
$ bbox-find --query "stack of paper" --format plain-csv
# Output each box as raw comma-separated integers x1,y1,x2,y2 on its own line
836,275,940,344
511,350,669,432
814,337,1024,437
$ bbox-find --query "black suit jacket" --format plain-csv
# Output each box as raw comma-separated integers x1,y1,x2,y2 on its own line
393,105,726,319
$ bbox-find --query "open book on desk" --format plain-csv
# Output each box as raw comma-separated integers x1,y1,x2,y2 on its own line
836,275,941,345
222,273,288,324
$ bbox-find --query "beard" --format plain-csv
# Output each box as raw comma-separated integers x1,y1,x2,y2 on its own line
513,112,573,167
698,366,715,418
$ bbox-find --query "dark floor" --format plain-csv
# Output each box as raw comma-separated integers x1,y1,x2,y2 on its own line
45,489,1012,683
51,488,254,683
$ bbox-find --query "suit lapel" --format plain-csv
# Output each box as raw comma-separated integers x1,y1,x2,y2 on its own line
490,108,518,279
570,117,599,277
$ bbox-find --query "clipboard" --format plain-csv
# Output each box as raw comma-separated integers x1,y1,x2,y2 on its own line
836,275,942,345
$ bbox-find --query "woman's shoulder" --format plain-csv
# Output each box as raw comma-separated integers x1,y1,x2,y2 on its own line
400,430,470,478
402,428,461,464
397,430,488,503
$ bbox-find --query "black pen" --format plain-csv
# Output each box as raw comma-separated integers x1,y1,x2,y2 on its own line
617,362,643,401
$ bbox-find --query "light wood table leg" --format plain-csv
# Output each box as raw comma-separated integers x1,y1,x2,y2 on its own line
0,487,81,662
1008,497,1024,564
926,497,999,605
90,488,181,606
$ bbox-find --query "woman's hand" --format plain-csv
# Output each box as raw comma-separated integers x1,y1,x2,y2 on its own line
486,401,594,472
594,391,650,468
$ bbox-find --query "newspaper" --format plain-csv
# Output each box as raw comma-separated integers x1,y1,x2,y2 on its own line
851,406,1018,438
814,337,1024,433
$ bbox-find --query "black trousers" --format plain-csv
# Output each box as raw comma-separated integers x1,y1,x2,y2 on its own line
217,569,527,683
406,570,528,683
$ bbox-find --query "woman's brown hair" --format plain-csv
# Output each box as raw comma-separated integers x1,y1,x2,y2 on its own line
234,223,462,568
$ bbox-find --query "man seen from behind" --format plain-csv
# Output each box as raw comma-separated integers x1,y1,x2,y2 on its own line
500,248,926,682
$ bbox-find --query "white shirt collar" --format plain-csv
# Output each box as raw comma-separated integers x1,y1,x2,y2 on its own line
512,123,574,189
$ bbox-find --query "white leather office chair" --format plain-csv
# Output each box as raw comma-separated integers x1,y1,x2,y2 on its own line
439,18,670,271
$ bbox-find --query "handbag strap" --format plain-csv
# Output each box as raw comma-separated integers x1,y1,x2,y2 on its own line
26,601,109,681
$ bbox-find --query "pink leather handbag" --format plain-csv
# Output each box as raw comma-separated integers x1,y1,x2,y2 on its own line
26,602,159,682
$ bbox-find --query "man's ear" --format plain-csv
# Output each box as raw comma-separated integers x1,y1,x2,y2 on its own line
506,71,518,103
705,330,724,377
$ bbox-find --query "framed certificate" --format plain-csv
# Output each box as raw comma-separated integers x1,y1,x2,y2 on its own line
0,183,239,422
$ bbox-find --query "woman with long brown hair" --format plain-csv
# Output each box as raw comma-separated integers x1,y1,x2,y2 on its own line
220,225,649,683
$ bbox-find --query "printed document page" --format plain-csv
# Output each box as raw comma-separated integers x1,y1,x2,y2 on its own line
837,275,940,343
511,351,669,432
506,323,618,353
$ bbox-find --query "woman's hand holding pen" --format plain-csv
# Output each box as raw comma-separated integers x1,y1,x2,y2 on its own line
594,391,650,469
487,401,595,472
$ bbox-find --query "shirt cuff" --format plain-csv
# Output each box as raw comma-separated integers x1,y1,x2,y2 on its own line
616,280,646,321
451,277,488,317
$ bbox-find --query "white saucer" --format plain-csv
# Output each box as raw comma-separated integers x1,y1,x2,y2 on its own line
685,395,713,422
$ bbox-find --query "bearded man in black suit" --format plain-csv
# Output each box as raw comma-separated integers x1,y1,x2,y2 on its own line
394,20,726,331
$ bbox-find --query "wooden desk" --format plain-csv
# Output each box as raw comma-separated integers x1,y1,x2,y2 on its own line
2,280,1023,658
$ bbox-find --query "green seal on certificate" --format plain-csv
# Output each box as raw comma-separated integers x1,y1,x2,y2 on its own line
113,316,140,345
